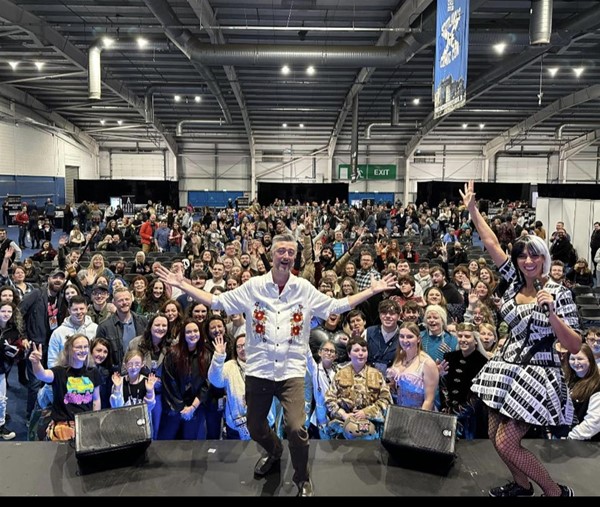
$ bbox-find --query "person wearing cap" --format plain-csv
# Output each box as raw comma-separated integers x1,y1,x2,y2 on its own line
87,282,115,325
19,267,68,419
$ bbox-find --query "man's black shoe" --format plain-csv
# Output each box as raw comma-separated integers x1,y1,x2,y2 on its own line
254,455,281,477
296,479,314,497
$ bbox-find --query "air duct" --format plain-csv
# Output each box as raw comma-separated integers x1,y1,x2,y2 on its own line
350,96,359,183
186,32,432,67
530,0,553,45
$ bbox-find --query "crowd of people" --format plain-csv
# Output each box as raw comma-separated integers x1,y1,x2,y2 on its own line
0,192,598,496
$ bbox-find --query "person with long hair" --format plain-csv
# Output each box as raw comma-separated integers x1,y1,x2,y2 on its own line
565,343,600,440
90,337,112,409
160,300,184,343
110,349,157,410
128,313,172,438
29,334,101,441
461,180,581,497
389,322,439,411
158,319,210,440
0,302,26,439
141,279,170,317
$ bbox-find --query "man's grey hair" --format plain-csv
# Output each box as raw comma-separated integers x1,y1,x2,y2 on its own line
272,233,297,249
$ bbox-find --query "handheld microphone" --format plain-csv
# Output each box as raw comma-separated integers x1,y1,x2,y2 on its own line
533,279,549,315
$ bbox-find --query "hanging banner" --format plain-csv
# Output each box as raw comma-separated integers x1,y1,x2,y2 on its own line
434,0,470,119
338,164,396,180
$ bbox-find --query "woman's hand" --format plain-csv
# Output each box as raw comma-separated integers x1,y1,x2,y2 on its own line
212,334,227,355
459,180,477,212
28,342,43,365
537,289,555,314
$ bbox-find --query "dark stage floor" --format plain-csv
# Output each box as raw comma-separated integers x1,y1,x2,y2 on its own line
0,439,597,496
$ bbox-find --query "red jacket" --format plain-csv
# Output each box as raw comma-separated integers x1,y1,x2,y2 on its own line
139,220,155,245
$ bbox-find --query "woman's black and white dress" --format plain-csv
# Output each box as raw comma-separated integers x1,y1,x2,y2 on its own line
471,259,581,426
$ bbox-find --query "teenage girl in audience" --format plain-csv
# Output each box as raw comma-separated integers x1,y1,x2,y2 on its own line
29,334,101,441
565,343,600,440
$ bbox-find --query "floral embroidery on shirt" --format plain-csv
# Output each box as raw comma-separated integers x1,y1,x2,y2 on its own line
252,302,267,340
290,304,304,342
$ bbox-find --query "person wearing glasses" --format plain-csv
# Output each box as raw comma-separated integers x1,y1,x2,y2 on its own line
29,333,101,441
110,349,157,410
461,181,581,497
156,233,396,497
305,339,340,439
584,328,600,368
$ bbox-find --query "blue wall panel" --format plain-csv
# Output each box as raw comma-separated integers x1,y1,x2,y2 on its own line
188,190,244,209
348,192,395,206
0,175,65,204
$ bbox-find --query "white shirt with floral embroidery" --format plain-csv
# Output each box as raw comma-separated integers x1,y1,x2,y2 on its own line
212,271,351,381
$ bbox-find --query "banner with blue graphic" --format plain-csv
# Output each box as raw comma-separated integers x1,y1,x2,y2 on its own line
434,0,470,119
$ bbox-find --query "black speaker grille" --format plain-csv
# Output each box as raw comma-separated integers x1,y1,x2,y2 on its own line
75,405,151,456
382,406,457,457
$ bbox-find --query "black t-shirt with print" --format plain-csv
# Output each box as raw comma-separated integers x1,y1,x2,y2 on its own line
122,376,149,406
50,365,101,423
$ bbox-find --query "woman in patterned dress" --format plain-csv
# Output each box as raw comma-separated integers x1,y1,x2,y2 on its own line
460,181,581,497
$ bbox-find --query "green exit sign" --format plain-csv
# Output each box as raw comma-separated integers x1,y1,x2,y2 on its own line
338,164,396,180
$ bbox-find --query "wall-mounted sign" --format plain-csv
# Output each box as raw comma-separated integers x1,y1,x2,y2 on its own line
338,164,397,180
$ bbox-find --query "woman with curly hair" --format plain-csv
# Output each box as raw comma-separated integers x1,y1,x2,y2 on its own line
141,278,170,317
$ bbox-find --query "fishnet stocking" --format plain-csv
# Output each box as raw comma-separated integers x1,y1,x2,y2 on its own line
488,410,561,496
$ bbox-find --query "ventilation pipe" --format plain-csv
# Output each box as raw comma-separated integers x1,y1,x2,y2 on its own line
530,0,553,45
364,122,420,138
350,96,359,183
88,39,170,100
176,119,224,136
144,85,208,123
186,32,432,67
556,123,600,139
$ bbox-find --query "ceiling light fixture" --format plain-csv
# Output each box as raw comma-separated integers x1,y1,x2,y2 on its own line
479,123,485,129
299,123,304,128
137,37,148,49
462,123,468,129
100,119,105,125
493,42,506,55
194,96,201,103
306,65,315,76
282,123,288,128
102,37,114,49
34,61,44,71
8,61,18,70
573,67,584,78
281,65,290,75
117,120,123,125
547,67,559,77
412,98,420,105
174,95,181,102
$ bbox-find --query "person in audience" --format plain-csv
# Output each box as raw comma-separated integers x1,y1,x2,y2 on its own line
0,302,25,440
96,286,148,368
462,180,581,497
68,225,85,249
548,260,566,285
29,334,101,441
141,279,170,317
389,322,439,410
209,333,276,440
414,261,432,292
584,327,600,367
110,349,157,411
158,319,210,440
479,322,500,359
47,295,98,367
20,267,68,419
130,251,152,275
90,337,112,409
565,258,594,288
127,313,172,439
365,299,401,378
441,322,488,439
304,339,339,439
565,344,600,440
325,337,392,440
423,286,447,309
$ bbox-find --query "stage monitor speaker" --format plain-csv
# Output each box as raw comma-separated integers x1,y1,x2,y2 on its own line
75,404,151,471
381,405,457,473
